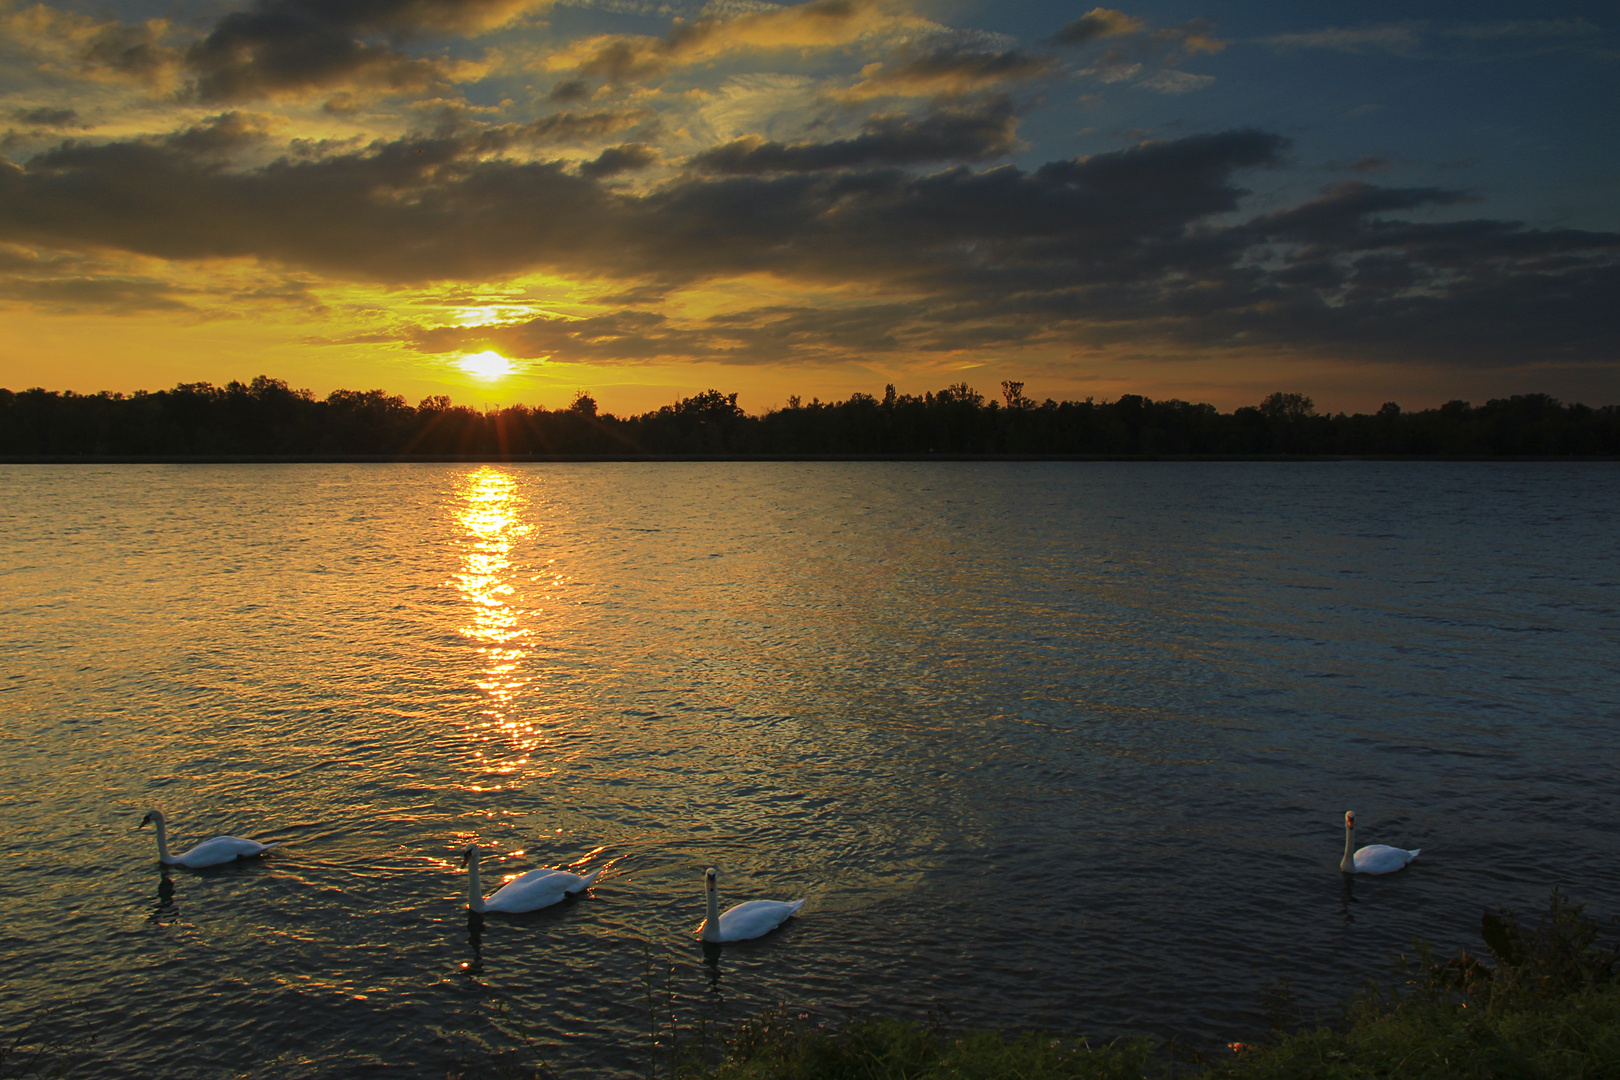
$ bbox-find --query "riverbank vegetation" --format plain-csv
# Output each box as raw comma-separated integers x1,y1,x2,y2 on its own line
446,891,1619,1078
4,378,1618,458
605,890,1618,1080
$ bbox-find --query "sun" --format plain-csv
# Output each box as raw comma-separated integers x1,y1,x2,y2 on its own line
458,350,513,379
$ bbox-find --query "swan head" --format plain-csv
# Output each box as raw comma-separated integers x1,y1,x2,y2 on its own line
705,867,717,892
138,810,163,830
1345,810,1355,829
460,845,479,867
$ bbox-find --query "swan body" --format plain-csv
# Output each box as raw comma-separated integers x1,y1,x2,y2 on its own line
698,867,804,943
1340,811,1420,874
139,810,278,868
462,846,600,914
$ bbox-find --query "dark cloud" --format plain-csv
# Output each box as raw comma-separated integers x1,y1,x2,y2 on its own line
690,98,1020,174
164,112,274,156
184,0,539,100
10,108,83,129
579,142,658,178
2,119,1614,368
548,79,591,103
1243,181,1474,245
0,129,615,280
83,21,176,81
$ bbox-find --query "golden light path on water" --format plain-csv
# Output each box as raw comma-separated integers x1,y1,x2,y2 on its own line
451,467,537,786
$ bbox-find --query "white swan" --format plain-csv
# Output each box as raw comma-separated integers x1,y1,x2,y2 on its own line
461,846,600,914
697,867,804,943
1340,810,1420,874
139,810,278,868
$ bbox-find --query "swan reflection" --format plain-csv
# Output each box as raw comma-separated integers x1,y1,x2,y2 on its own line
463,909,485,977
701,940,724,994
149,867,178,923
1339,871,1358,924
452,467,536,774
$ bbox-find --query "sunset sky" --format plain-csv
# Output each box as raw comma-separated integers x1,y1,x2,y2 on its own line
2,0,1616,414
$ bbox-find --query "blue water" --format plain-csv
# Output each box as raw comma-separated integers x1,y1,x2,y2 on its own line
1,462,1617,1077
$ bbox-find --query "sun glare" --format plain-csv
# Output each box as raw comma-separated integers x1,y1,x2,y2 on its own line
459,351,513,379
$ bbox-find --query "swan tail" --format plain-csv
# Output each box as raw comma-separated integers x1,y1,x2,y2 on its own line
259,842,282,852
568,867,602,893
1408,849,1421,860
785,899,805,916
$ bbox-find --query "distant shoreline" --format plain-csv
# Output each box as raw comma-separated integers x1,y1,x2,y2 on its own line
4,453,1619,464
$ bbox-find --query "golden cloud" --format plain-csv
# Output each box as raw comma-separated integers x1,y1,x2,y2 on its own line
551,0,928,84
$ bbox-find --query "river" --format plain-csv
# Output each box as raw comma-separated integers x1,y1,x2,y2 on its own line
2,461,1617,1077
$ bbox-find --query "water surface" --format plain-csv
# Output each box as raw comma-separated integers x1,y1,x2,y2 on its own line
2,462,1617,1077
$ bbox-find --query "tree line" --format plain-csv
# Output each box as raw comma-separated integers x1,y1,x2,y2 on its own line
2,376,1616,457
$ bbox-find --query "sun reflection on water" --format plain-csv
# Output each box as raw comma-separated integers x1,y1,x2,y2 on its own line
452,467,536,777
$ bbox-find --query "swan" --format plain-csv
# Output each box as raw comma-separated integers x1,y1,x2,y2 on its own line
461,845,600,914
1340,810,1420,874
697,867,804,943
139,810,278,868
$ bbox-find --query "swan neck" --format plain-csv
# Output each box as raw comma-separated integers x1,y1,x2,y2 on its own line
467,855,486,913
153,818,175,864
702,882,721,942
1341,820,1356,873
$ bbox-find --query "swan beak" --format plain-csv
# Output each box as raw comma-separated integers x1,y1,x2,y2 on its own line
137,814,151,829
461,848,473,867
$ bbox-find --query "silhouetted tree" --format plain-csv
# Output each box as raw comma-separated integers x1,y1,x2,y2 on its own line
3,378,1616,458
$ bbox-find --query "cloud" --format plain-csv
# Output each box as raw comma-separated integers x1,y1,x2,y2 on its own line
1157,18,1224,56
0,244,192,313
498,107,657,145
0,127,615,281
842,45,1055,98
1260,18,1608,60
548,78,592,102
2,116,1614,369
1056,10,1224,93
1,0,553,102
410,298,919,365
164,111,278,155
9,107,83,128
1134,69,1214,95
184,0,551,100
1443,19,1599,41
0,274,193,313
0,5,183,88
1261,25,1422,55
1327,156,1394,174
1053,9,1222,56
579,141,658,176
555,0,920,84
1051,8,1144,48
689,97,1020,173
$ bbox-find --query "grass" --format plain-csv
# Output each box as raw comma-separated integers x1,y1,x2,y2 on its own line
0,1005,95,1080
657,889,1620,1080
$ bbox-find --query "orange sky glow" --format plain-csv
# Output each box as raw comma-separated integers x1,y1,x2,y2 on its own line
2,1,1616,416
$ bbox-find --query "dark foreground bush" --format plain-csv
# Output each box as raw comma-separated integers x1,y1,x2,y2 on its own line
665,890,1619,1080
